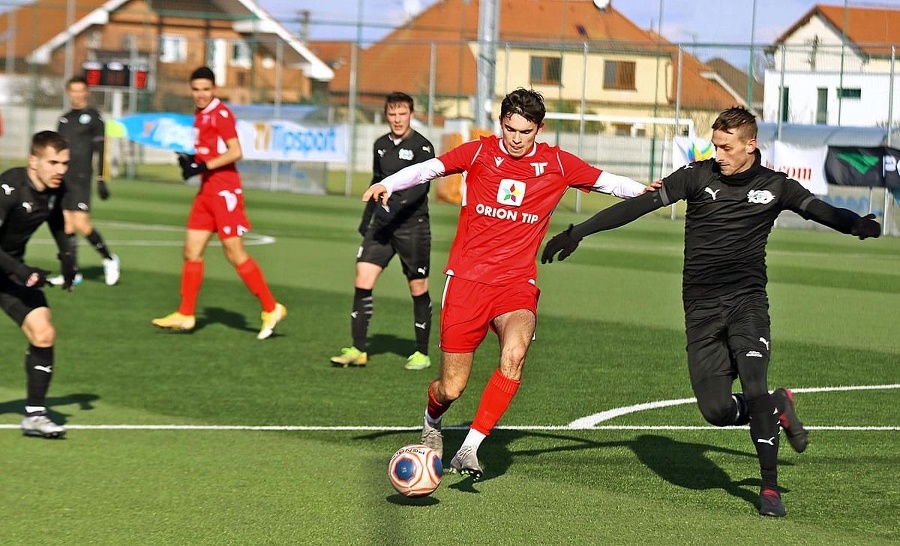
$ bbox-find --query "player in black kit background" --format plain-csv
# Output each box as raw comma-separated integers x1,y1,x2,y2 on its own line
330,92,436,370
0,131,80,439
54,76,120,287
542,106,881,518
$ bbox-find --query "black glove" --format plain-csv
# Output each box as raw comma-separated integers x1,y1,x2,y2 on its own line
177,153,207,180
541,224,582,264
851,213,881,239
97,179,110,200
58,251,79,291
15,265,50,288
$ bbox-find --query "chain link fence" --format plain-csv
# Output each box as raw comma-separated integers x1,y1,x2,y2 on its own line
0,7,897,232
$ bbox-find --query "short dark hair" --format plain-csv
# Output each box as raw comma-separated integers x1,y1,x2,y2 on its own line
385,92,414,113
500,88,546,125
712,106,757,140
190,66,216,82
66,76,88,89
31,130,68,156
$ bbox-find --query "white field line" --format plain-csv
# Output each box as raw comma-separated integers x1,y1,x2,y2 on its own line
1,384,897,432
31,221,276,247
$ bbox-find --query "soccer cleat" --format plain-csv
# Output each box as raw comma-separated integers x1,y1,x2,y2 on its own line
758,488,786,517
404,351,431,371
103,254,121,286
47,273,83,287
773,387,809,453
419,419,443,459
330,347,368,367
151,311,196,332
21,413,67,439
257,303,287,340
450,445,483,479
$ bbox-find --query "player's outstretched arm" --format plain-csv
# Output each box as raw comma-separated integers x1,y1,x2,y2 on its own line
801,199,881,239
542,191,666,264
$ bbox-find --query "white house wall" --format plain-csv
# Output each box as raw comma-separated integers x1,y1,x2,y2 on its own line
763,69,900,126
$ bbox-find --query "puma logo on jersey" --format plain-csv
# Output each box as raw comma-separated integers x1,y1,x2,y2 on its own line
417,267,427,275
1,183,13,195
22,202,33,213
704,187,720,200
759,337,770,350
422,146,431,153
494,156,504,167
377,149,386,158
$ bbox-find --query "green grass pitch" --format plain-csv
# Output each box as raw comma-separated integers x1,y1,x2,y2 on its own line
1,174,898,544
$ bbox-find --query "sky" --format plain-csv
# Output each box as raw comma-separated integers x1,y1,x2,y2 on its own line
260,0,900,48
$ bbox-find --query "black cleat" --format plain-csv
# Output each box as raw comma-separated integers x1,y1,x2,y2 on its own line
773,388,809,453
758,488,786,517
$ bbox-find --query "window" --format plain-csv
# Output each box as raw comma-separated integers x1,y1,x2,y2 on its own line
837,88,862,99
780,87,790,123
529,56,561,85
231,40,251,68
816,88,828,124
160,35,187,64
603,60,635,90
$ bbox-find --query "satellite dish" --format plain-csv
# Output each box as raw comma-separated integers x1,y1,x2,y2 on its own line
593,0,610,10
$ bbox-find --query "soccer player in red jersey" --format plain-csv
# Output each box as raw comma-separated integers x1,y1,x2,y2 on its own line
152,67,286,340
363,88,652,476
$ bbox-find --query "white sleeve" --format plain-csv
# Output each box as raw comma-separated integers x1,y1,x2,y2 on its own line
592,170,647,199
380,158,447,195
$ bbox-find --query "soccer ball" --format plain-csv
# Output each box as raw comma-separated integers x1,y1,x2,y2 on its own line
388,444,443,497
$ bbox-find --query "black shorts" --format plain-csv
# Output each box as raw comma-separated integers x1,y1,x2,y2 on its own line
684,289,771,393
357,216,431,280
62,171,93,212
1,278,49,326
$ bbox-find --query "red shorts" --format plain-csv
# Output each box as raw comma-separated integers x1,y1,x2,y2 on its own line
186,189,252,239
439,276,540,353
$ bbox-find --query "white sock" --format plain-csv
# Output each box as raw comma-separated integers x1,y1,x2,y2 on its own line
462,429,487,449
425,411,441,427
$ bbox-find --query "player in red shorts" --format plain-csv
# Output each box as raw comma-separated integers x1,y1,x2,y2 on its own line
364,88,653,477
152,66,286,340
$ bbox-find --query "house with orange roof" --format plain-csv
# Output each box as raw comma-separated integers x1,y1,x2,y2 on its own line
763,4,900,127
321,0,741,138
0,0,332,108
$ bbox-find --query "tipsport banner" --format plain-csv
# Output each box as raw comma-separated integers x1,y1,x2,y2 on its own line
112,113,349,162
824,146,900,190
672,137,828,194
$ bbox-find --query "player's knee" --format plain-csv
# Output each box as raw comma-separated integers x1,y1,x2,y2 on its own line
696,398,735,427
435,380,465,402
26,324,56,347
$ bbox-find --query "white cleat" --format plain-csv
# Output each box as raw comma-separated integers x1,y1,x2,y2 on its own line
103,254,121,286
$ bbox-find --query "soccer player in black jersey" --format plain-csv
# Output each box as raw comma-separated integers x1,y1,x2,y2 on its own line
542,106,881,517
330,92,436,370
54,76,120,286
1,131,81,439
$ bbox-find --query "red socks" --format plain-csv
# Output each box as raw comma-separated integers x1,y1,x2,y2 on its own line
178,260,204,315
471,369,520,435
237,257,276,312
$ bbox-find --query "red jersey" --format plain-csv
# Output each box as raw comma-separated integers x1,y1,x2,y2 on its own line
438,136,615,285
193,98,241,195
